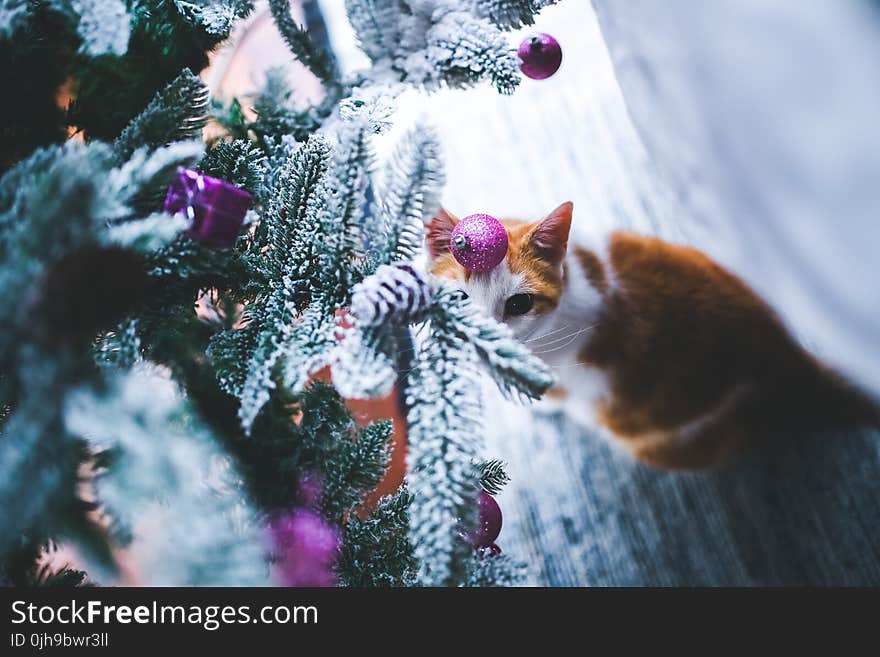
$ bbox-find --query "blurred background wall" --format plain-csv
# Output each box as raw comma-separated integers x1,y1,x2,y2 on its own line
591,0,880,401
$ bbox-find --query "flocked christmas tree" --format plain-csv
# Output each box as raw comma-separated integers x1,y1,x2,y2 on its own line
0,0,558,586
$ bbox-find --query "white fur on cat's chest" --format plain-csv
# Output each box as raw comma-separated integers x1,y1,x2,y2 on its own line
530,324,609,426
527,251,611,428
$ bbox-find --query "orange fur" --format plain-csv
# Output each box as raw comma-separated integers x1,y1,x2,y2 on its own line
582,233,879,468
427,208,880,470
504,219,565,315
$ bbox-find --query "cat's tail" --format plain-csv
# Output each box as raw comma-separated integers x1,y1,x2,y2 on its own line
804,362,880,432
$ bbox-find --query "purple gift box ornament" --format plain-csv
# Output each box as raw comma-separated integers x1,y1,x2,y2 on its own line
163,168,252,249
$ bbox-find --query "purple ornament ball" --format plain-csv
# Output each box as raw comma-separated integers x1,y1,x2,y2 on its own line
471,491,503,548
450,213,509,273
518,33,563,80
269,509,341,587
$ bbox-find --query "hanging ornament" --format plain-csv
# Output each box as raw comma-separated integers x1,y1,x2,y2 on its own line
163,168,252,248
468,491,503,548
478,543,502,558
517,33,563,80
269,509,340,587
449,213,509,272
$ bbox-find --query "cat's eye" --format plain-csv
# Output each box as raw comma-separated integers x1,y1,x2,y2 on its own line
505,293,534,317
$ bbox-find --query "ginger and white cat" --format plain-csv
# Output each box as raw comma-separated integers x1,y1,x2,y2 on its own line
427,202,879,470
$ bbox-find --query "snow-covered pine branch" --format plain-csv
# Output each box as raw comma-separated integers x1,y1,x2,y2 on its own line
69,0,131,56
337,487,417,586
113,69,210,161
478,458,510,495
65,367,267,585
210,136,339,431
462,551,527,586
405,301,483,585
319,106,378,296
333,263,432,399
350,263,434,326
345,0,522,93
474,0,560,31
259,135,331,283
172,0,253,37
344,263,548,584
373,124,444,266
268,0,340,87
1,0,563,587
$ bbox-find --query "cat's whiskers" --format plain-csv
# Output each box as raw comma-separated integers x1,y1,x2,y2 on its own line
548,359,593,370
523,323,574,343
530,325,596,353
515,317,544,342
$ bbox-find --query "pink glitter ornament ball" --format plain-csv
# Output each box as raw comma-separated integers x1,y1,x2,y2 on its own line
469,491,503,548
517,33,563,80
450,213,508,272
269,509,340,587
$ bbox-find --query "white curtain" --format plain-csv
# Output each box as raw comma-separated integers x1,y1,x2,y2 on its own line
591,0,880,398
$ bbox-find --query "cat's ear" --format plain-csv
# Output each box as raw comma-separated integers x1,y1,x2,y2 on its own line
425,208,459,258
529,202,573,265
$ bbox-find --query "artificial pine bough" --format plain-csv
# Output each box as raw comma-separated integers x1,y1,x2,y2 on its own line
346,265,552,585
0,0,558,587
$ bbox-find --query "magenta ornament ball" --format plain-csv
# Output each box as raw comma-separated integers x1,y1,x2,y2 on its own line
450,213,509,272
269,509,340,587
471,491,503,548
517,33,563,80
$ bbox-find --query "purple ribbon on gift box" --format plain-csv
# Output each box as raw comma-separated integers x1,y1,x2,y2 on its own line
163,168,252,249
